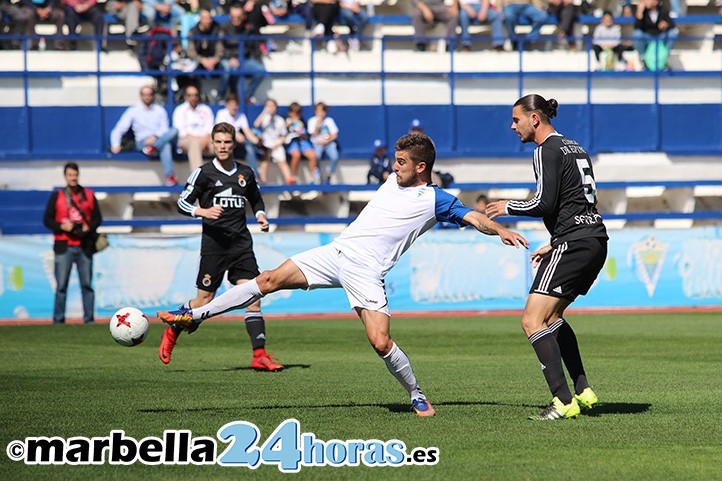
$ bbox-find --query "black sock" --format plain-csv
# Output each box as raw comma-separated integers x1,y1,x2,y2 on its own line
550,318,589,395
529,328,573,404
245,311,266,351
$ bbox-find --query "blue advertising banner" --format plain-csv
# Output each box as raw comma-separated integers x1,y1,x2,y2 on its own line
0,227,720,321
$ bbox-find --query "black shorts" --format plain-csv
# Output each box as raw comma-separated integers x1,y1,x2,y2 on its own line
530,237,607,301
196,252,260,292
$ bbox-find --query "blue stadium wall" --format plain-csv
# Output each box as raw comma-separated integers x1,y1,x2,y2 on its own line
0,103,720,159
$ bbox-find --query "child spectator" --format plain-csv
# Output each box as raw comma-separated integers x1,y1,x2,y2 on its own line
592,11,633,69
286,102,321,184
254,98,294,184
308,102,340,183
367,139,393,184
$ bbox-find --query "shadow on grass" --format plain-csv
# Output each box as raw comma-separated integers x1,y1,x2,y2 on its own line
138,400,538,415
138,400,651,416
168,363,312,373
584,402,652,416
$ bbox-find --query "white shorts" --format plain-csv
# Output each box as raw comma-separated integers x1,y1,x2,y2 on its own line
291,244,390,316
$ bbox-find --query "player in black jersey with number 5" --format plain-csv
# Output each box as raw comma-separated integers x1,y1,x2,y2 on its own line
487,94,608,420
158,122,284,371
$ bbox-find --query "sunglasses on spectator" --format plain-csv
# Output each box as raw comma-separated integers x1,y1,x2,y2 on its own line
186,93,200,97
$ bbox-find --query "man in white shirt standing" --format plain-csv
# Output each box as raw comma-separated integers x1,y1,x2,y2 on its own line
159,133,529,417
172,85,215,171
110,85,179,186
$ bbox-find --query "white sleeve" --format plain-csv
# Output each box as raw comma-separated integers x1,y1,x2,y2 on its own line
326,118,339,135
172,105,186,137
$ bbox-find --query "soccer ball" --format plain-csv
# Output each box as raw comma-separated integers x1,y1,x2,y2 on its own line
109,307,149,347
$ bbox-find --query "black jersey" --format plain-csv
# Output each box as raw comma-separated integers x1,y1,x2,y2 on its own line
507,133,608,246
178,160,265,255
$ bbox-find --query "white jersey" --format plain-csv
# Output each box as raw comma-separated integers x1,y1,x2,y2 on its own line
332,172,472,276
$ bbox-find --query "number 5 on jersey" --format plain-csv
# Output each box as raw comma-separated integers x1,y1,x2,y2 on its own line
576,158,597,204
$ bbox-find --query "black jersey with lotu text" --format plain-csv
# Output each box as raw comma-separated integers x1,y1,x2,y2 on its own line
177,160,265,255
507,133,608,246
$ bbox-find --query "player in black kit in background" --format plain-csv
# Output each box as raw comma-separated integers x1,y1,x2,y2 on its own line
159,122,284,371
487,94,608,420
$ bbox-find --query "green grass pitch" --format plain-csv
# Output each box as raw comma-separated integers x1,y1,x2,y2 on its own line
2,312,721,481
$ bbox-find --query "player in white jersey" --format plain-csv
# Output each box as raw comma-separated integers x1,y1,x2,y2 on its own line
159,134,529,417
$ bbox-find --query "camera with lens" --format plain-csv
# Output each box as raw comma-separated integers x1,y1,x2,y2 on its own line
71,222,84,236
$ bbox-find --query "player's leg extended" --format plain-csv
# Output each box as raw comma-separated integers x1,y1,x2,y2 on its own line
356,307,435,417
523,294,580,420
158,289,215,364
158,259,309,326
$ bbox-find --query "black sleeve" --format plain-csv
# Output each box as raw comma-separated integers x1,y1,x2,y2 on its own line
659,7,675,29
90,194,102,231
634,11,645,30
42,191,62,233
507,146,560,218
245,172,266,214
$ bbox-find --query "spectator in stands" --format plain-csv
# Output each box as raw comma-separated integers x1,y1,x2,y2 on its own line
285,102,320,184
173,85,215,171
236,0,276,33
1,0,32,49
219,2,267,104
63,0,105,50
592,10,633,68
43,162,102,325
339,0,368,51
19,0,66,50
456,0,504,51
311,0,340,52
412,0,458,52
268,0,288,20
164,38,200,98
110,85,180,186
547,0,577,50
188,9,224,98
105,0,142,49
367,139,393,184
633,0,678,69
409,118,425,135
308,101,340,183
253,98,295,184
284,0,315,31
502,0,548,50
474,193,488,213
214,93,261,174
143,0,185,30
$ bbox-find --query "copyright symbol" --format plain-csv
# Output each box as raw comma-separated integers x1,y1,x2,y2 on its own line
6,441,25,461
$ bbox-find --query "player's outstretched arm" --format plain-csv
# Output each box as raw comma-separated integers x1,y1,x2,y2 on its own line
462,211,528,248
